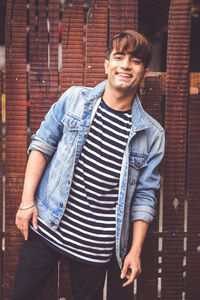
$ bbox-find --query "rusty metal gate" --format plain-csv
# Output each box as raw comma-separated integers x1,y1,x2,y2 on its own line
1,0,200,299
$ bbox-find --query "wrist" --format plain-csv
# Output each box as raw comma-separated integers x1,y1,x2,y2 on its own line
21,194,34,204
18,202,36,210
129,245,142,256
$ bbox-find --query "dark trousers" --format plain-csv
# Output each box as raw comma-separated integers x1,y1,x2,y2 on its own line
12,231,107,300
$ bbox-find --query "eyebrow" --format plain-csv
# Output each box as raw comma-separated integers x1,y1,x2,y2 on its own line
113,51,125,56
113,51,142,60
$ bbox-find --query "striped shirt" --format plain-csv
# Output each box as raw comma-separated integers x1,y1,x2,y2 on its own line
31,98,132,265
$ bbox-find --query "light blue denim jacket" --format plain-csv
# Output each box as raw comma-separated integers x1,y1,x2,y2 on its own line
28,80,165,268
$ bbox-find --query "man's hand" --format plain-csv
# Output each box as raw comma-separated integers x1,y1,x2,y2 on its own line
120,249,142,287
15,205,38,240
120,220,148,287
15,151,46,240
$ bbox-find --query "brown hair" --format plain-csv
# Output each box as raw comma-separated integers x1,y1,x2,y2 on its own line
107,30,152,68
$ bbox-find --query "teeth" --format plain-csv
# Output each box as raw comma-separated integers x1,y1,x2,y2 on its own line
118,73,131,78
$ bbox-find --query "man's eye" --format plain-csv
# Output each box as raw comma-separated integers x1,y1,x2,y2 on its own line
131,59,142,64
114,55,123,60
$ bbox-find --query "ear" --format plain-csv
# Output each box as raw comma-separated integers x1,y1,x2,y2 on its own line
104,59,109,75
144,68,150,78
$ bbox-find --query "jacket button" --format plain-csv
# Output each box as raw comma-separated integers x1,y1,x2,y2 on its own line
51,221,55,226
60,202,63,208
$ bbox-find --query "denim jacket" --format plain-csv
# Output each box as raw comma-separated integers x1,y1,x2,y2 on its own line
28,80,165,268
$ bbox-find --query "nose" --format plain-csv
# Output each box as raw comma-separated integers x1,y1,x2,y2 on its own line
121,57,131,69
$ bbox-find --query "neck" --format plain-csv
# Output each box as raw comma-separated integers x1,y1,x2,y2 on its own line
103,83,137,111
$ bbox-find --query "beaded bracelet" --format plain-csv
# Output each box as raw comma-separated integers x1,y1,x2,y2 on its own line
18,203,36,210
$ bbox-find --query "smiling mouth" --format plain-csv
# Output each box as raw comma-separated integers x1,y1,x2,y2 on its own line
117,73,132,79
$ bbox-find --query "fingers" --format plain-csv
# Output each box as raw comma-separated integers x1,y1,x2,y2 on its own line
15,212,29,240
122,268,139,287
15,207,38,240
23,220,29,241
32,210,38,230
120,256,141,287
120,261,129,280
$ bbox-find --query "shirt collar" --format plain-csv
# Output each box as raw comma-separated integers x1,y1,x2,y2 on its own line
82,80,150,131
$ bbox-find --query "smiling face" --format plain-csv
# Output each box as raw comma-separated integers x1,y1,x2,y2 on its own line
104,49,148,96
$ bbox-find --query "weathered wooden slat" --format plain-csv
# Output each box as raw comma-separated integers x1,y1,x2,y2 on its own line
29,0,50,136
109,0,138,44
162,0,191,299
61,0,84,92
5,0,27,298
185,73,200,299
85,0,108,87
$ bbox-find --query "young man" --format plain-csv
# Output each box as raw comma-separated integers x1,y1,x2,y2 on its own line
13,30,165,300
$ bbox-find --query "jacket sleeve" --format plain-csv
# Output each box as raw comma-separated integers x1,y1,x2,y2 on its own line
28,87,74,160
131,129,165,224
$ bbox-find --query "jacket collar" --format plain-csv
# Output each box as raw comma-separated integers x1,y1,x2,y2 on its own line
131,94,150,132
82,80,150,132
82,80,107,101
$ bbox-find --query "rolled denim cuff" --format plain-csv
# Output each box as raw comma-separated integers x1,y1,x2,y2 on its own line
27,136,56,161
131,205,156,224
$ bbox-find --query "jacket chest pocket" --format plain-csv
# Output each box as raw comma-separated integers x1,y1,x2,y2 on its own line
46,114,81,199
128,153,148,183
61,113,81,144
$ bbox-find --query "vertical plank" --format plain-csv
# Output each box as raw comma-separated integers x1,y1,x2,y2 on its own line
162,0,191,299
48,0,60,105
137,74,164,300
141,74,164,126
29,0,51,135
85,0,108,87
185,73,200,299
62,0,84,92
5,0,27,298
109,0,138,43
